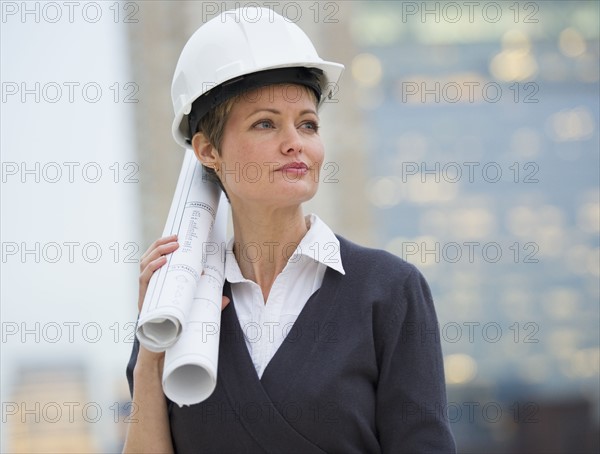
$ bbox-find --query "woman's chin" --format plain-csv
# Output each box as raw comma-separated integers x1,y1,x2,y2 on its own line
230,184,317,209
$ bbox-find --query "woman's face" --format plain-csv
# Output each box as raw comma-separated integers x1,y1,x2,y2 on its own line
215,84,324,210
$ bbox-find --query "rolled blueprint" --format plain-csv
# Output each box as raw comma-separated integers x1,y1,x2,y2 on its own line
162,193,228,406
137,149,222,352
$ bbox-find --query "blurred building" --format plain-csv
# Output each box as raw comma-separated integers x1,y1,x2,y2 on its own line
346,1,599,452
3,365,97,453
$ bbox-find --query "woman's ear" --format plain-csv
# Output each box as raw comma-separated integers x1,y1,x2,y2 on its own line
191,132,219,167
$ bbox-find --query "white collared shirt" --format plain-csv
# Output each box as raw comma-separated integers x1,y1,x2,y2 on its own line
224,213,345,378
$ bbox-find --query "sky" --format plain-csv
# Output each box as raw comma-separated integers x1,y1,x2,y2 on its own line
1,3,141,449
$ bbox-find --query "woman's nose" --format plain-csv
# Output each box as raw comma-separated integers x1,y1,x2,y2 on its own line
279,125,303,155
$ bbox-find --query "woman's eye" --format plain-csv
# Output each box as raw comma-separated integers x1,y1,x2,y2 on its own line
301,121,319,132
254,120,273,129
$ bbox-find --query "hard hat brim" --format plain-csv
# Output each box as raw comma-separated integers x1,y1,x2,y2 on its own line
172,60,344,149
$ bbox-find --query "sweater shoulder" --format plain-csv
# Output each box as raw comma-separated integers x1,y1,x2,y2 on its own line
333,235,439,349
336,234,422,284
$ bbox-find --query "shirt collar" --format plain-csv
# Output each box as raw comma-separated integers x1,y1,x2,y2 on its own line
224,213,345,284
296,213,345,274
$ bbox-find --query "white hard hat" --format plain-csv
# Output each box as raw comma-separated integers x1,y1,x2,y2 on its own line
171,6,345,148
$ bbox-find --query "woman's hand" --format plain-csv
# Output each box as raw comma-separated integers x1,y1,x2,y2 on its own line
138,234,179,312
136,234,180,368
137,233,230,315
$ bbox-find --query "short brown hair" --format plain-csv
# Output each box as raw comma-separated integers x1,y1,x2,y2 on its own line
193,95,238,196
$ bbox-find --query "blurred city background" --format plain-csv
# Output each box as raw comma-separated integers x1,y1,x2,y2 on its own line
1,1,598,452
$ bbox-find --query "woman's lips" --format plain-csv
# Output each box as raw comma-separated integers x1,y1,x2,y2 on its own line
279,162,309,175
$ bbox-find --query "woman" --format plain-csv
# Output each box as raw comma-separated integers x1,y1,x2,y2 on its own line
125,7,455,454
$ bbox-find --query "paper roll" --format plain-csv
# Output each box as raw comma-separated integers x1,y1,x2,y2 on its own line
163,192,228,406
137,149,222,352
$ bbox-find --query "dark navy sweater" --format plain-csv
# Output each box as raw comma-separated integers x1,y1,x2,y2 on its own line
127,236,456,453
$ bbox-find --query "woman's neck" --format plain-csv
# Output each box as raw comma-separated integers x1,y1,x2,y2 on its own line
230,204,309,302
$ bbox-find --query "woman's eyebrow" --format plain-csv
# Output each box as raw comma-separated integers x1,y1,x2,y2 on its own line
299,109,318,116
244,108,318,120
245,108,279,119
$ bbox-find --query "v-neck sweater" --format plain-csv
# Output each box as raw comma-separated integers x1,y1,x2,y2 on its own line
127,235,456,453
225,213,345,379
